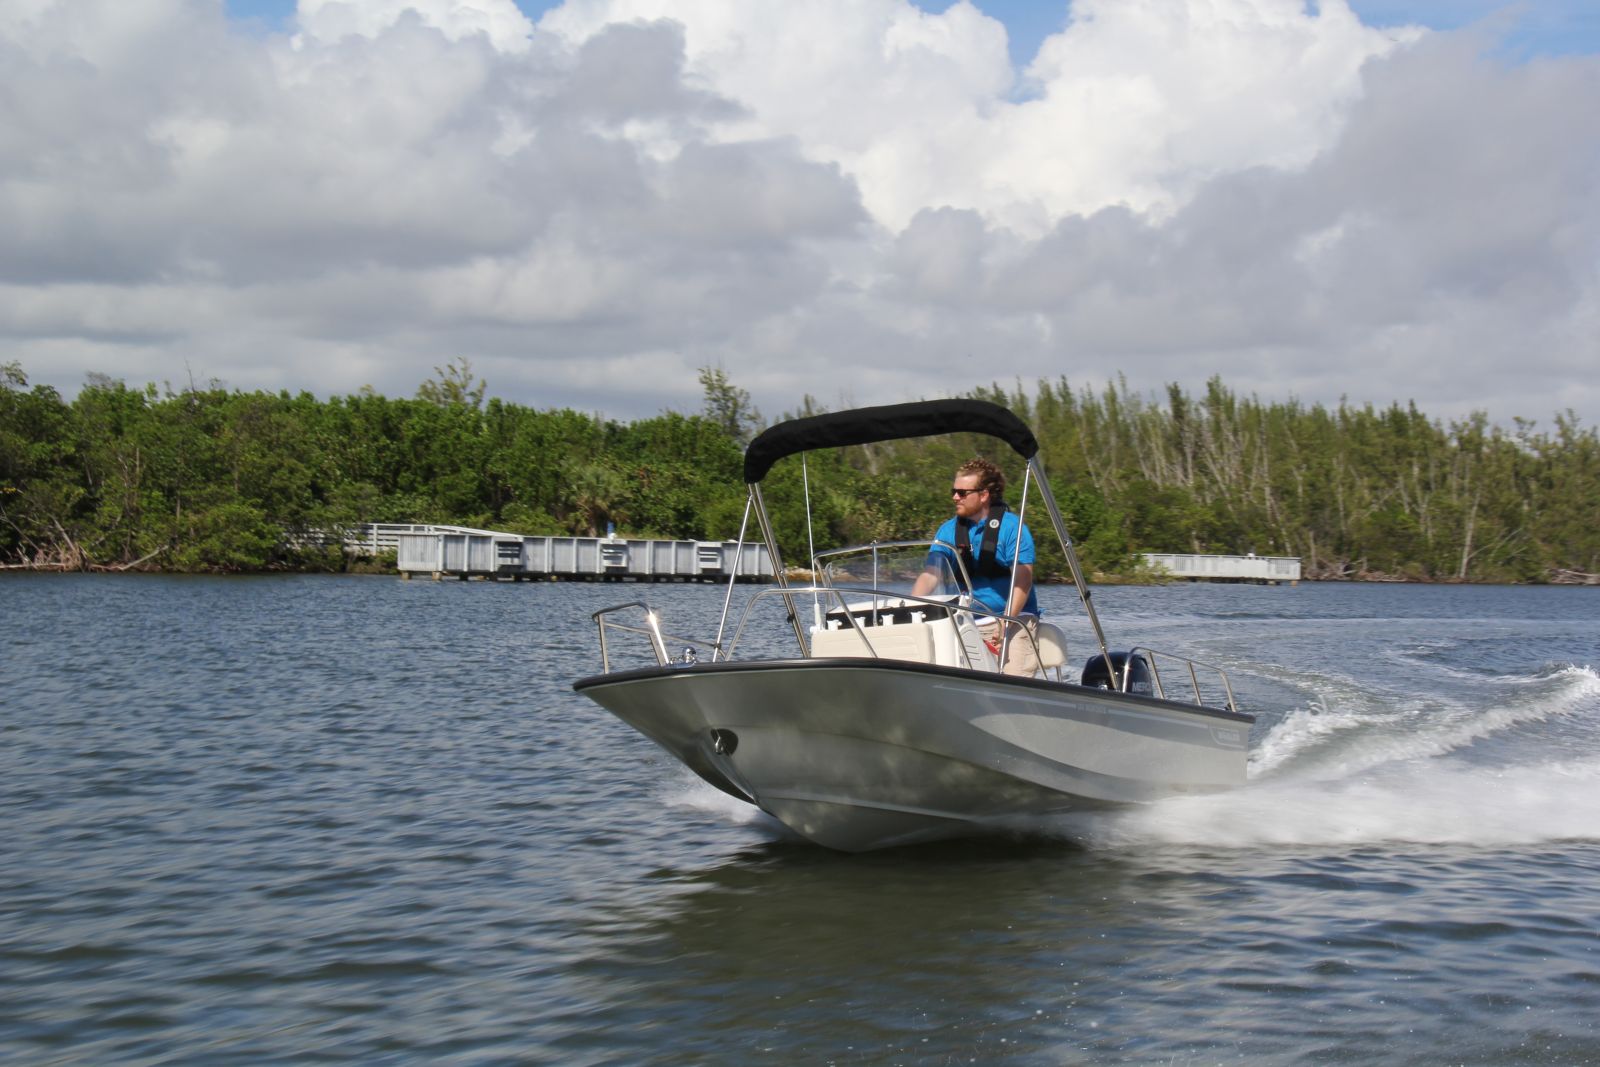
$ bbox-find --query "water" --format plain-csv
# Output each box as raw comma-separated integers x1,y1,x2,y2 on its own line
4,574,1599,1064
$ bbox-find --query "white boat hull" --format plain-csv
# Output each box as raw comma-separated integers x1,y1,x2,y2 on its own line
574,659,1251,852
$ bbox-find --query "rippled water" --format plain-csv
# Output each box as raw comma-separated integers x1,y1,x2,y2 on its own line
5,574,1599,1064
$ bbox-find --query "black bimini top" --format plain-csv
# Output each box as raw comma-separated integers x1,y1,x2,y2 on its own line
742,398,1039,484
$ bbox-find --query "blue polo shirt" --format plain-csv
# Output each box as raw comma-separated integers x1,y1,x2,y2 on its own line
929,510,1040,617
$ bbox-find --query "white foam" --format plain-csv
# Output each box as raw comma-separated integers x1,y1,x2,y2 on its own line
1250,663,1600,781
664,775,776,828
1051,664,1600,851
1070,757,1600,850
1248,690,1379,777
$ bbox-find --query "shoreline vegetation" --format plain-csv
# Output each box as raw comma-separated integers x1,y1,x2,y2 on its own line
3,360,1597,585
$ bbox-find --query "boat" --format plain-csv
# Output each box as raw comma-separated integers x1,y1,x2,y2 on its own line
572,399,1254,851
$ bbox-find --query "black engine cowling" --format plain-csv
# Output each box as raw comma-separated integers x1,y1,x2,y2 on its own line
1080,651,1154,696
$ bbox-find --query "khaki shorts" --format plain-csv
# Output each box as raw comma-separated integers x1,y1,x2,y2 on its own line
979,616,1040,677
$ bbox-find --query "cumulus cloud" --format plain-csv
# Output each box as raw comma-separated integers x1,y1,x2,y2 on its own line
542,0,1413,229
0,0,1596,426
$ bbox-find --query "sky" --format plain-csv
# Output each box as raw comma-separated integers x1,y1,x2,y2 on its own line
4,0,1598,428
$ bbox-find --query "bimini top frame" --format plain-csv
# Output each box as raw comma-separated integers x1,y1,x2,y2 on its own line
735,398,1116,680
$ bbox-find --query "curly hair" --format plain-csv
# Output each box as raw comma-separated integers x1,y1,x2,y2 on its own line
955,458,1005,500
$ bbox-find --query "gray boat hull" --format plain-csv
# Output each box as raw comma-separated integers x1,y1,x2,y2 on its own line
574,659,1252,852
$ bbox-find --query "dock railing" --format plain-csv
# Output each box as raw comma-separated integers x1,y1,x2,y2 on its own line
1142,552,1301,584
341,523,774,582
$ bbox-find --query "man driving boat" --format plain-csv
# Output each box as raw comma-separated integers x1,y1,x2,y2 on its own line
911,458,1041,676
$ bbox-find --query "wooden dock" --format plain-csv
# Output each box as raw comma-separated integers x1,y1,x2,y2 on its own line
1142,552,1301,585
348,524,775,582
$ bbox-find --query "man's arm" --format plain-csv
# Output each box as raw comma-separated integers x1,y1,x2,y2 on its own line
1005,563,1034,623
911,566,942,598
912,527,955,598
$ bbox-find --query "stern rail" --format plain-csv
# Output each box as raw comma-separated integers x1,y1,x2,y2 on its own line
1126,646,1239,713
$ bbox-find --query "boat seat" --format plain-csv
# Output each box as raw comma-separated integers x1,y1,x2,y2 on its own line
809,620,939,664
1034,622,1067,671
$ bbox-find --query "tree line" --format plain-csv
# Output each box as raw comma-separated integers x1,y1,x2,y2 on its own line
2,359,1596,582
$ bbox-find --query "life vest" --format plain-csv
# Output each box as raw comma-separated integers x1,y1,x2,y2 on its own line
956,503,1012,582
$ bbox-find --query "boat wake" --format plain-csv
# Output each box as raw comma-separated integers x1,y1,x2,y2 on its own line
1065,663,1600,852
1073,755,1600,850
1249,663,1600,780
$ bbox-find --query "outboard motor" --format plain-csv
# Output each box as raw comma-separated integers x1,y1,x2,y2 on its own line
1081,651,1155,696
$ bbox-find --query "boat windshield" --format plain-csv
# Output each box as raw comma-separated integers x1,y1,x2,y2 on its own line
814,542,963,601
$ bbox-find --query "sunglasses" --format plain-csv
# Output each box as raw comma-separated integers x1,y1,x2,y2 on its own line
951,486,984,498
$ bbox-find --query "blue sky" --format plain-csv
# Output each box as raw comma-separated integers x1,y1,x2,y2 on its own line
225,0,1600,61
